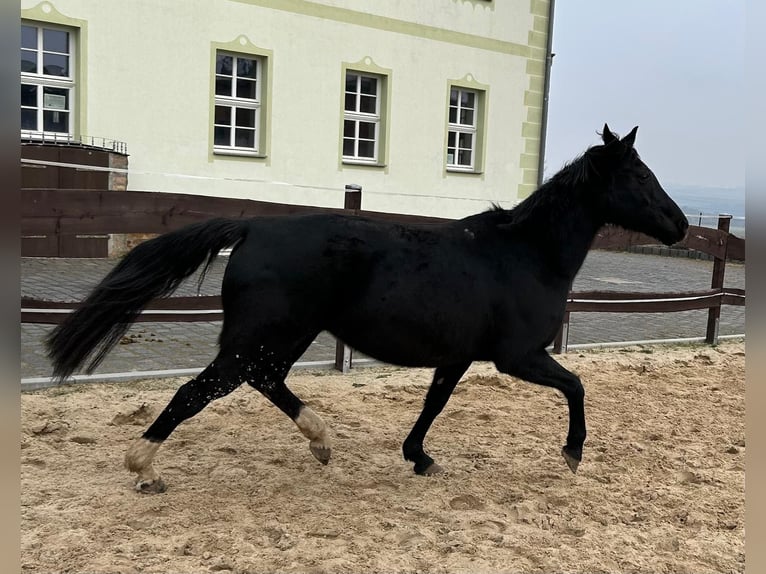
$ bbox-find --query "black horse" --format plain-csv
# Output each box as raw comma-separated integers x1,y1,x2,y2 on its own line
47,125,688,493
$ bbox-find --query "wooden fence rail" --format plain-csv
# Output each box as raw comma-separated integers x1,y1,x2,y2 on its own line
21,187,745,368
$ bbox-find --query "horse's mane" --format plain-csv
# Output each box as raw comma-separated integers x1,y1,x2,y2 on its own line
500,149,597,229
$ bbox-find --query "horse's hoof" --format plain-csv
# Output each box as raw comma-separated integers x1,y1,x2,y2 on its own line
561,446,581,474
135,478,167,494
417,462,444,476
310,445,331,465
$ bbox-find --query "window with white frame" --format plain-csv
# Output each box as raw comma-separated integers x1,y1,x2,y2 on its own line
214,52,262,153
20,23,75,137
343,72,381,162
446,87,478,170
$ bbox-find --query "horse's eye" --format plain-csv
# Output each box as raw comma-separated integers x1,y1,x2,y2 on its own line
638,173,650,181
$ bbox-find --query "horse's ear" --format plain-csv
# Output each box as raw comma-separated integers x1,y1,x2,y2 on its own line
621,126,638,148
601,124,618,145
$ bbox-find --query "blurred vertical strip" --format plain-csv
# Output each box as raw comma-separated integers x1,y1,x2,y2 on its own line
0,3,21,574
745,1,765,572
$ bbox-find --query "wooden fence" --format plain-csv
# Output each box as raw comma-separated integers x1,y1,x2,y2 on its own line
21,187,745,368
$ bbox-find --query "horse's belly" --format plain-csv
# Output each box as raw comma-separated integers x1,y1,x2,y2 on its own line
329,313,484,367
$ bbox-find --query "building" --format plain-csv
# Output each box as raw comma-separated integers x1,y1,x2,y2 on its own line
20,0,553,219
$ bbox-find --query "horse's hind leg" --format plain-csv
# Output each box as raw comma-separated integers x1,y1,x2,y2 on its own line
241,341,332,465
403,362,471,475
124,357,242,493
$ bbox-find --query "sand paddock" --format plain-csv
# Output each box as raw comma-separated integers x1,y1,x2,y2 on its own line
21,341,744,573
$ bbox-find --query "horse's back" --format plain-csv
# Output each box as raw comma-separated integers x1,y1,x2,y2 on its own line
221,213,440,316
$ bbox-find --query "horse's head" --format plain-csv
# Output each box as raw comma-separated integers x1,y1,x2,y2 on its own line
589,124,688,246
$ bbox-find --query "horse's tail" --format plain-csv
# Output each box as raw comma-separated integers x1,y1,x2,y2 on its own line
45,218,250,381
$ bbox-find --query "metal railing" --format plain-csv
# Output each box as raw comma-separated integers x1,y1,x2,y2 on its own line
21,131,128,154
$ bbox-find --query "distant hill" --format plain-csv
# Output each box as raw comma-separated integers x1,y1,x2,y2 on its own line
665,184,745,236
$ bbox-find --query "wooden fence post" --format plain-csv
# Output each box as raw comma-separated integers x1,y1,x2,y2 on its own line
334,184,362,372
705,214,731,345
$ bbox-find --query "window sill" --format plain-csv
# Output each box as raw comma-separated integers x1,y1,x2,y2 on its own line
446,167,482,175
213,148,267,159
342,159,387,168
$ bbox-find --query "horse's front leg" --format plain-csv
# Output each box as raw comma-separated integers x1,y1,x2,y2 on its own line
496,349,586,473
403,362,471,475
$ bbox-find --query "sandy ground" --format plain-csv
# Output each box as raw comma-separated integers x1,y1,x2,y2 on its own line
21,341,744,574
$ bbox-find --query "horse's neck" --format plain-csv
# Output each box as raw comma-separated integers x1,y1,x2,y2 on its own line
514,183,603,280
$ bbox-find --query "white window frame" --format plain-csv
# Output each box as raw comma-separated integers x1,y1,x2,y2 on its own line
342,71,381,164
213,51,262,155
20,22,75,141
446,87,478,171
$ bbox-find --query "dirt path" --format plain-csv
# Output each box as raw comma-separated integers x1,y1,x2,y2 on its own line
21,341,745,573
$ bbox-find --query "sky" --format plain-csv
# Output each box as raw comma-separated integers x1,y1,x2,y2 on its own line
543,0,746,192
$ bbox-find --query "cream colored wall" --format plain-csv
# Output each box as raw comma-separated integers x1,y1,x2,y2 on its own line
21,0,548,219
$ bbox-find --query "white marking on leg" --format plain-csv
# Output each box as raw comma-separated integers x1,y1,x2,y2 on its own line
295,407,331,451
125,437,161,483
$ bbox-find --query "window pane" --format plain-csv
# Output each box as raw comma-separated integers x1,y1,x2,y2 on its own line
450,89,458,106
447,132,456,147
21,49,37,73
21,84,37,107
43,29,68,53
458,132,473,149
236,57,257,79
216,54,233,75
214,126,230,146
43,53,69,76
235,108,255,127
43,109,68,132
214,105,231,125
458,149,472,166
236,78,256,99
360,76,377,95
43,87,69,110
343,120,355,138
235,128,255,148
343,138,355,156
448,106,457,124
21,25,37,49
360,95,376,114
461,91,475,108
344,93,356,112
447,151,455,165
215,76,232,96
459,108,474,126
358,121,376,140
21,109,37,130
358,140,375,158
346,73,358,93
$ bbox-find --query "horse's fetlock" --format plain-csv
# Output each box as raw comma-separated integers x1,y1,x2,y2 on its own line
125,437,161,472
402,439,421,462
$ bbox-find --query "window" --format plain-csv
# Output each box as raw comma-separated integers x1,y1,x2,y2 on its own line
447,87,478,170
213,52,262,153
343,72,381,163
20,23,75,137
